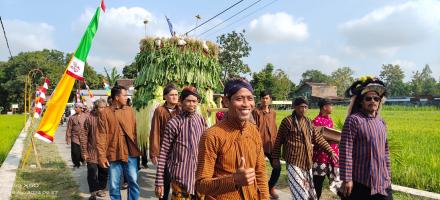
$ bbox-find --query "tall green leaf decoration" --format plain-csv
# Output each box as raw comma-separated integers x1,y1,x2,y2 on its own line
133,36,222,153
133,37,221,108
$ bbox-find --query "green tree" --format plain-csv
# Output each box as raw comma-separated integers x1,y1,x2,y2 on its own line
250,63,295,100
273,69,296,100
410,64,437,96
330,67,355,96
300,69,331,85
0,49,102,113
379,64,410,97
0,50,66,112
436,78,440,95
83,65,105,89
410,71,423,96
0,62,6,111
122,61,137,79
104,67,121,86
420,65,437,95
217,30,252,83
250,63,275,98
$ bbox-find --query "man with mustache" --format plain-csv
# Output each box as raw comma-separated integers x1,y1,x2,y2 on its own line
155,86,207,199
340,77,392,200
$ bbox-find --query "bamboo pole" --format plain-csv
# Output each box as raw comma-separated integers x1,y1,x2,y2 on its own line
21,68,44,169
24,76,27,126
31,137,41,169
21,115,41,169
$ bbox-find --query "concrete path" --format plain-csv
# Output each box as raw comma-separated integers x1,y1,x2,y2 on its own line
392,184,440,200
54,124,291,200
0,120,30,200
55,125,157,200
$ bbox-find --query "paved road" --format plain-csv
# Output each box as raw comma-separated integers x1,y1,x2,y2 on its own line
55,125,291,200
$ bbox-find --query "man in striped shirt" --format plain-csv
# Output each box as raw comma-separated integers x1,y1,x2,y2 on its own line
80,99,108,200
155,86,207,199
272,97,337,200
340,77,392,199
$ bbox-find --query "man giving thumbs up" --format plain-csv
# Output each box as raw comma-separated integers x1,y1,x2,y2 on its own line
234,157,256,186
196,78,269,200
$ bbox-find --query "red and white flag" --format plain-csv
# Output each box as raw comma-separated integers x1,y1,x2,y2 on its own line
34,78,50,119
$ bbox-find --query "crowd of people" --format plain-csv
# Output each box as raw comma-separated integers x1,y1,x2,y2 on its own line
65,77,392,200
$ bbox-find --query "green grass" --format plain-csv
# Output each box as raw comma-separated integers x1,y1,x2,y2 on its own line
0,114,25,166
265,162,431,200
393,191,434,200
11,124,81,200
274,105,440,193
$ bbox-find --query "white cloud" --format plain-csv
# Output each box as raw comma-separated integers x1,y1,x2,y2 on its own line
286,54,340,73
87,55,126,73
0,19,55,60
73,7,151,70
270,53,341,84
317,55,341,70
74,6,190,71
388,59,417,81
339,0,440,54
389,59,417,71
248,12,309,44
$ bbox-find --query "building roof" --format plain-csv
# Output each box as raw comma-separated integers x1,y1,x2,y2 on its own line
304,82,333,87
295,82,343,100
116,79,134,89
80,89,134,96
296,82,336,91
311,95,345,100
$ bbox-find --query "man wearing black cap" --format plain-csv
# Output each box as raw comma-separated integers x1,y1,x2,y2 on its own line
312,99,342,199
272,97,337,199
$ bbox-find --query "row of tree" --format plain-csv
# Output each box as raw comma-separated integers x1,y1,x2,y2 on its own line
200,30,440,99
0,49,103,112
2,31,440,112
295,64,440,97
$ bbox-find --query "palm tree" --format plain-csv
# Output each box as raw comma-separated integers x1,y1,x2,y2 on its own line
104,67,121,86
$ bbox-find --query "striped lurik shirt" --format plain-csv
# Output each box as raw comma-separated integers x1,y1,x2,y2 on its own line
155,111,207,195
272,112,334,170
339,112,391,196
79,111,99,164
196,117,269,200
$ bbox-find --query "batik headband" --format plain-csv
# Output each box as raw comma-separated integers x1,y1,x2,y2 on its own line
224,79,254,98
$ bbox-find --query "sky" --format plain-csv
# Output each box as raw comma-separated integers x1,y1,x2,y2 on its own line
1,0,440,84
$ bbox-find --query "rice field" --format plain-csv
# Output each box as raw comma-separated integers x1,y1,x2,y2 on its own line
0,114,25,166
275,105,440,193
